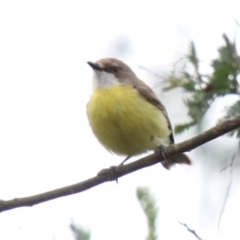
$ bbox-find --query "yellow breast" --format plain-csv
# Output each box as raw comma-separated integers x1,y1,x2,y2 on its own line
87,85,170,156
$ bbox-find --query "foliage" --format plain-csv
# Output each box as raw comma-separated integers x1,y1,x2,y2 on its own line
70,220,91,240
164,34,240,135
137,187,158,240
222,100,240,137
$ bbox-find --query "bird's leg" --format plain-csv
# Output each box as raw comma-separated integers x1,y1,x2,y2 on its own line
108,156,132,183
159,145,167,161
98,155,132,183
119,155,132,166
108,157,131,181
98,166,119,183
158,145,178,170
109,166,118,183
159,145,174,168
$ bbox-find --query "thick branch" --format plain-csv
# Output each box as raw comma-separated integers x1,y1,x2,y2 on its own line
1,115,240,213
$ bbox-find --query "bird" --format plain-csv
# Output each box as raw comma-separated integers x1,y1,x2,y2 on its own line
87,58,191,169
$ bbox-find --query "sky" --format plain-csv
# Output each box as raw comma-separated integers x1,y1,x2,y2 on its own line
0,0,240,240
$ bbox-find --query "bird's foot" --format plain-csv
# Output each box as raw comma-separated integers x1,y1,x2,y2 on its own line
158,145,172,170
159,145,167,161
119,155,132,165
97,166,118,183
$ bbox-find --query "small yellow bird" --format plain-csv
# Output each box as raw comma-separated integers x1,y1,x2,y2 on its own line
87,58,191,169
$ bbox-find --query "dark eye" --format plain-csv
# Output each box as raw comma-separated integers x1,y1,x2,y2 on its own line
112,67,118,73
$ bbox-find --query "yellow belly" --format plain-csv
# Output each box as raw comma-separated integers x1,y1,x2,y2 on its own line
87,85,171,156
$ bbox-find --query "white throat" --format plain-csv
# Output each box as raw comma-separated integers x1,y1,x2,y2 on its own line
92,71,120,90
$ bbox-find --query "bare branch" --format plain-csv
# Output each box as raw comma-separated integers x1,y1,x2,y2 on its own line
178,222,203,240
0,115,240,213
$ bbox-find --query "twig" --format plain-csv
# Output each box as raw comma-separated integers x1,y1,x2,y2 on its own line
230,15,240,28
0,115,240,213
218,142,239,229
219,163,233,172
178,222,203,240
138,65,167,80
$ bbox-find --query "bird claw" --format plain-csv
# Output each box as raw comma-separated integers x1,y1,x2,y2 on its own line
159,145,167,160
97,166,118,183
158,145,171,169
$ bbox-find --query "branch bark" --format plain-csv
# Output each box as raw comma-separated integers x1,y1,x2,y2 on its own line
1,115,240,213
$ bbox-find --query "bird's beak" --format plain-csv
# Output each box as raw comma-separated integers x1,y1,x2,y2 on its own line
87,61,103,71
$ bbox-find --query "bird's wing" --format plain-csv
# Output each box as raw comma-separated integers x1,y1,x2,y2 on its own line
133,79,174,144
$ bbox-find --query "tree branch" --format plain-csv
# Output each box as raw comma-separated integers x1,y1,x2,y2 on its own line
1,115,240,213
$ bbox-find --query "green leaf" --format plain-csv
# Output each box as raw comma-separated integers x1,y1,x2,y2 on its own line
137,187,158,240
174,121,196,133
163,33,240,135
210,34,240,96
220,99,240,137
70,221,91,240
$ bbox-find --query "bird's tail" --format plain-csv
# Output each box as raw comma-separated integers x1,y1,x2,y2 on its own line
161,153,192,170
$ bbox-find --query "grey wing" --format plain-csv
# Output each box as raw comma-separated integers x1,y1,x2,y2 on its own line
132,79,175,144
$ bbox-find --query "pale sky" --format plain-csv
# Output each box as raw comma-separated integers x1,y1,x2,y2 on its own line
0,1,240,240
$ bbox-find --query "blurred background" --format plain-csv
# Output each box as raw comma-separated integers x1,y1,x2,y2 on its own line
0,0,240,239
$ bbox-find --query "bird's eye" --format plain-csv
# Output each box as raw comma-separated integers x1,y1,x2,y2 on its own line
112,67,118,73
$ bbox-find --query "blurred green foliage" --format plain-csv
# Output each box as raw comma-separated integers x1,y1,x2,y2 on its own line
222,100,240,137
70,220,90,240
164,34,240,136
69,187,159,240
137,187,158,240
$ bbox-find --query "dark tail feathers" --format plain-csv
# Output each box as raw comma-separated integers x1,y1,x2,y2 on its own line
161,153,192,170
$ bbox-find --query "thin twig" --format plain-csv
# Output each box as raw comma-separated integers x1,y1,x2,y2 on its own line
218,142,239,229
178,222,203,240
0,115,240,213
230,15,240,28
138,65,167,80
219,163,232,173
